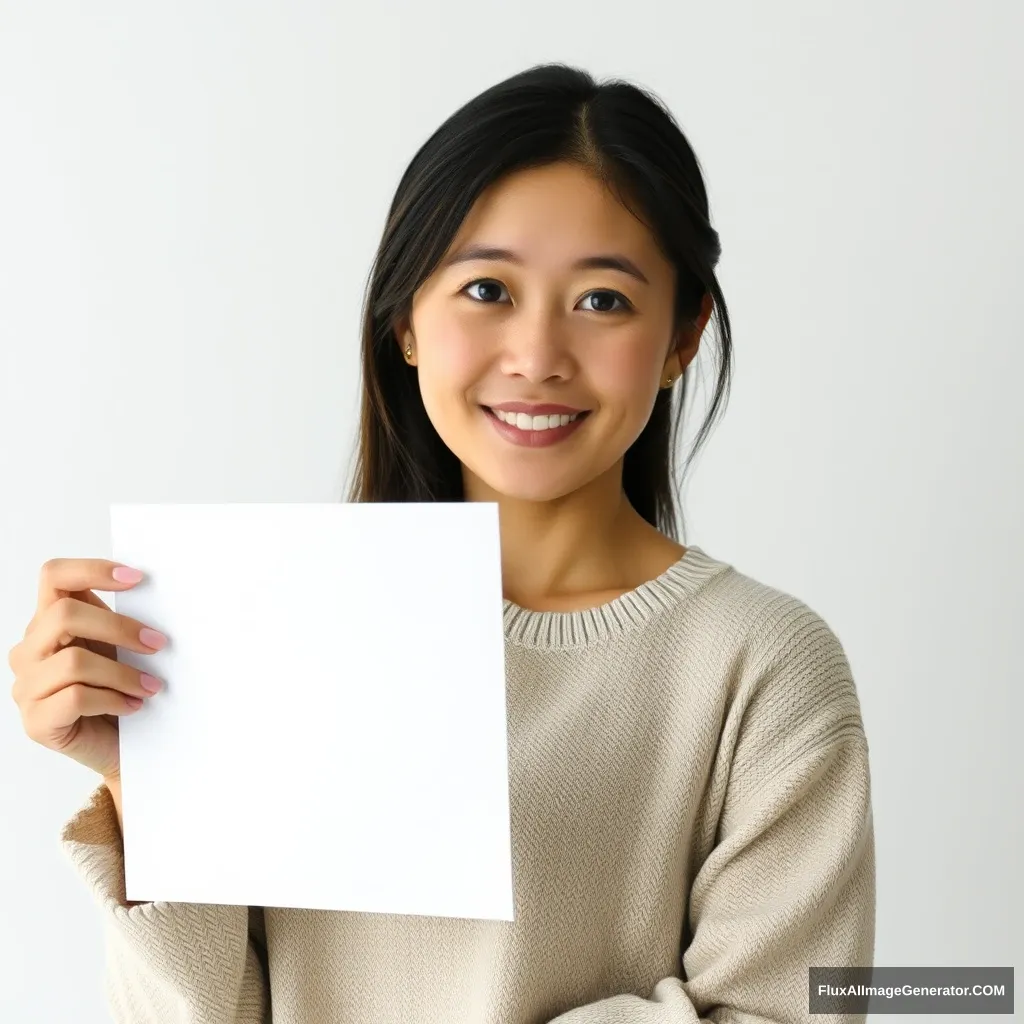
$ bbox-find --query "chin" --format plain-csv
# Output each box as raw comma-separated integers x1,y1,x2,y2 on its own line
467,464,587,504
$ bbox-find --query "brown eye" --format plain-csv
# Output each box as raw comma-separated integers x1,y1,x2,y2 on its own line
579,290,631,313
462,280,508,303
460,280,632,313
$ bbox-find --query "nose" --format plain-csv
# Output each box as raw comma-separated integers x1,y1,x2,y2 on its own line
498,303,577,384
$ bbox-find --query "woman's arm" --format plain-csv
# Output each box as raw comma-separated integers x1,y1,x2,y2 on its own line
102,775,124,831
61,782,269,1023
548,605,876,1024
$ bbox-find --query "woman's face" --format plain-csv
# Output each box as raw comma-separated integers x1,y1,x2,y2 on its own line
397,161,702,504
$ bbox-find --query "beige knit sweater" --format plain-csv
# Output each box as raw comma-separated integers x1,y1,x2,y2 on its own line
61,545,875,1023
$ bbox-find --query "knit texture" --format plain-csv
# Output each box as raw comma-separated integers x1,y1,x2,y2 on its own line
61,545,875,1023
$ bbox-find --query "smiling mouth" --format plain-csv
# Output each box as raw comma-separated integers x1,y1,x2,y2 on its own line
480,406,591,431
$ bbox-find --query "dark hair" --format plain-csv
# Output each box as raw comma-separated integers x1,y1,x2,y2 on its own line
343,62,732,543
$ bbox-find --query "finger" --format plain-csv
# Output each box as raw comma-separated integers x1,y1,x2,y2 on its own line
12,644,160,706
22,596,166,663
23,587,112,641
11,599,101,676
37,558,144,612
22,683,143,744
33,644,161,702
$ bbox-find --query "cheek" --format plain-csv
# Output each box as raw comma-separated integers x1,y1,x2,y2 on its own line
590,337,661,401
417,314,487,406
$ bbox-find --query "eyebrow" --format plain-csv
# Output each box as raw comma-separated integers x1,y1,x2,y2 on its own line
438,244,650,286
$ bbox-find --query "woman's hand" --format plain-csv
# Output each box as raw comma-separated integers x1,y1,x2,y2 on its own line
8,558,168,787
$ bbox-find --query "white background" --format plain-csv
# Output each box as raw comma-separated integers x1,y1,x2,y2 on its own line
1,2,1020,1021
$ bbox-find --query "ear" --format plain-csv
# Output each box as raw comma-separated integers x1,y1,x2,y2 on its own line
392,314,414,358
663,292,714,376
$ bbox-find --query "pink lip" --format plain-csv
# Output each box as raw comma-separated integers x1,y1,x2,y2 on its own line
482,406,590,448
486,401,587,415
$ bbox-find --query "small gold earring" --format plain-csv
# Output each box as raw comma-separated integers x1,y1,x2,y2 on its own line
405,344,412,360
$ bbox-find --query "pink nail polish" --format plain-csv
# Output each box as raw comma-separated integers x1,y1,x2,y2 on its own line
140,673,163,693
113,566,143,583
139,627,167,650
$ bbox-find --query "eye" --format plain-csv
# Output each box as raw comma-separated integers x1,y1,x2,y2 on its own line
460,279,633,313
578,290,632,313
462,279,509,304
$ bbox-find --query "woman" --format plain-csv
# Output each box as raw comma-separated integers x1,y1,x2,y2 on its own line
10,63,874,1022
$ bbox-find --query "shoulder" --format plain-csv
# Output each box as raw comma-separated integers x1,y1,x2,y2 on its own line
685,549,854,678
684,551,867,765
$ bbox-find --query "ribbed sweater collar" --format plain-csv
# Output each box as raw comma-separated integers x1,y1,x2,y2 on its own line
501,545,725,649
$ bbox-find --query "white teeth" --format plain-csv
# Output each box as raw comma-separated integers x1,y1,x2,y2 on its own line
494,410,581,431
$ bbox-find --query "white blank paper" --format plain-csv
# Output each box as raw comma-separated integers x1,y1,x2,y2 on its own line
110,502,514,921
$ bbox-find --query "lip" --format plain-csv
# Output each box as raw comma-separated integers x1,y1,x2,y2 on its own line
486,401,588,415
481,405,590,448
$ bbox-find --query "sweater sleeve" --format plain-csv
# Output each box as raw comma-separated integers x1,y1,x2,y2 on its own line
60,782,270,1023
548,605,876,1024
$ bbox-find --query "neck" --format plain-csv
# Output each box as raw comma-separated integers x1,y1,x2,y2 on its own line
463,461,661,605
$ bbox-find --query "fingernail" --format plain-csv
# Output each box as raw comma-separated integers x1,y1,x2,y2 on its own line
113,566,144,583
139,627,168,650
140,673,163,693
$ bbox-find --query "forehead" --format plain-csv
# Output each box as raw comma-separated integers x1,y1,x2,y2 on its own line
444,162,663,268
